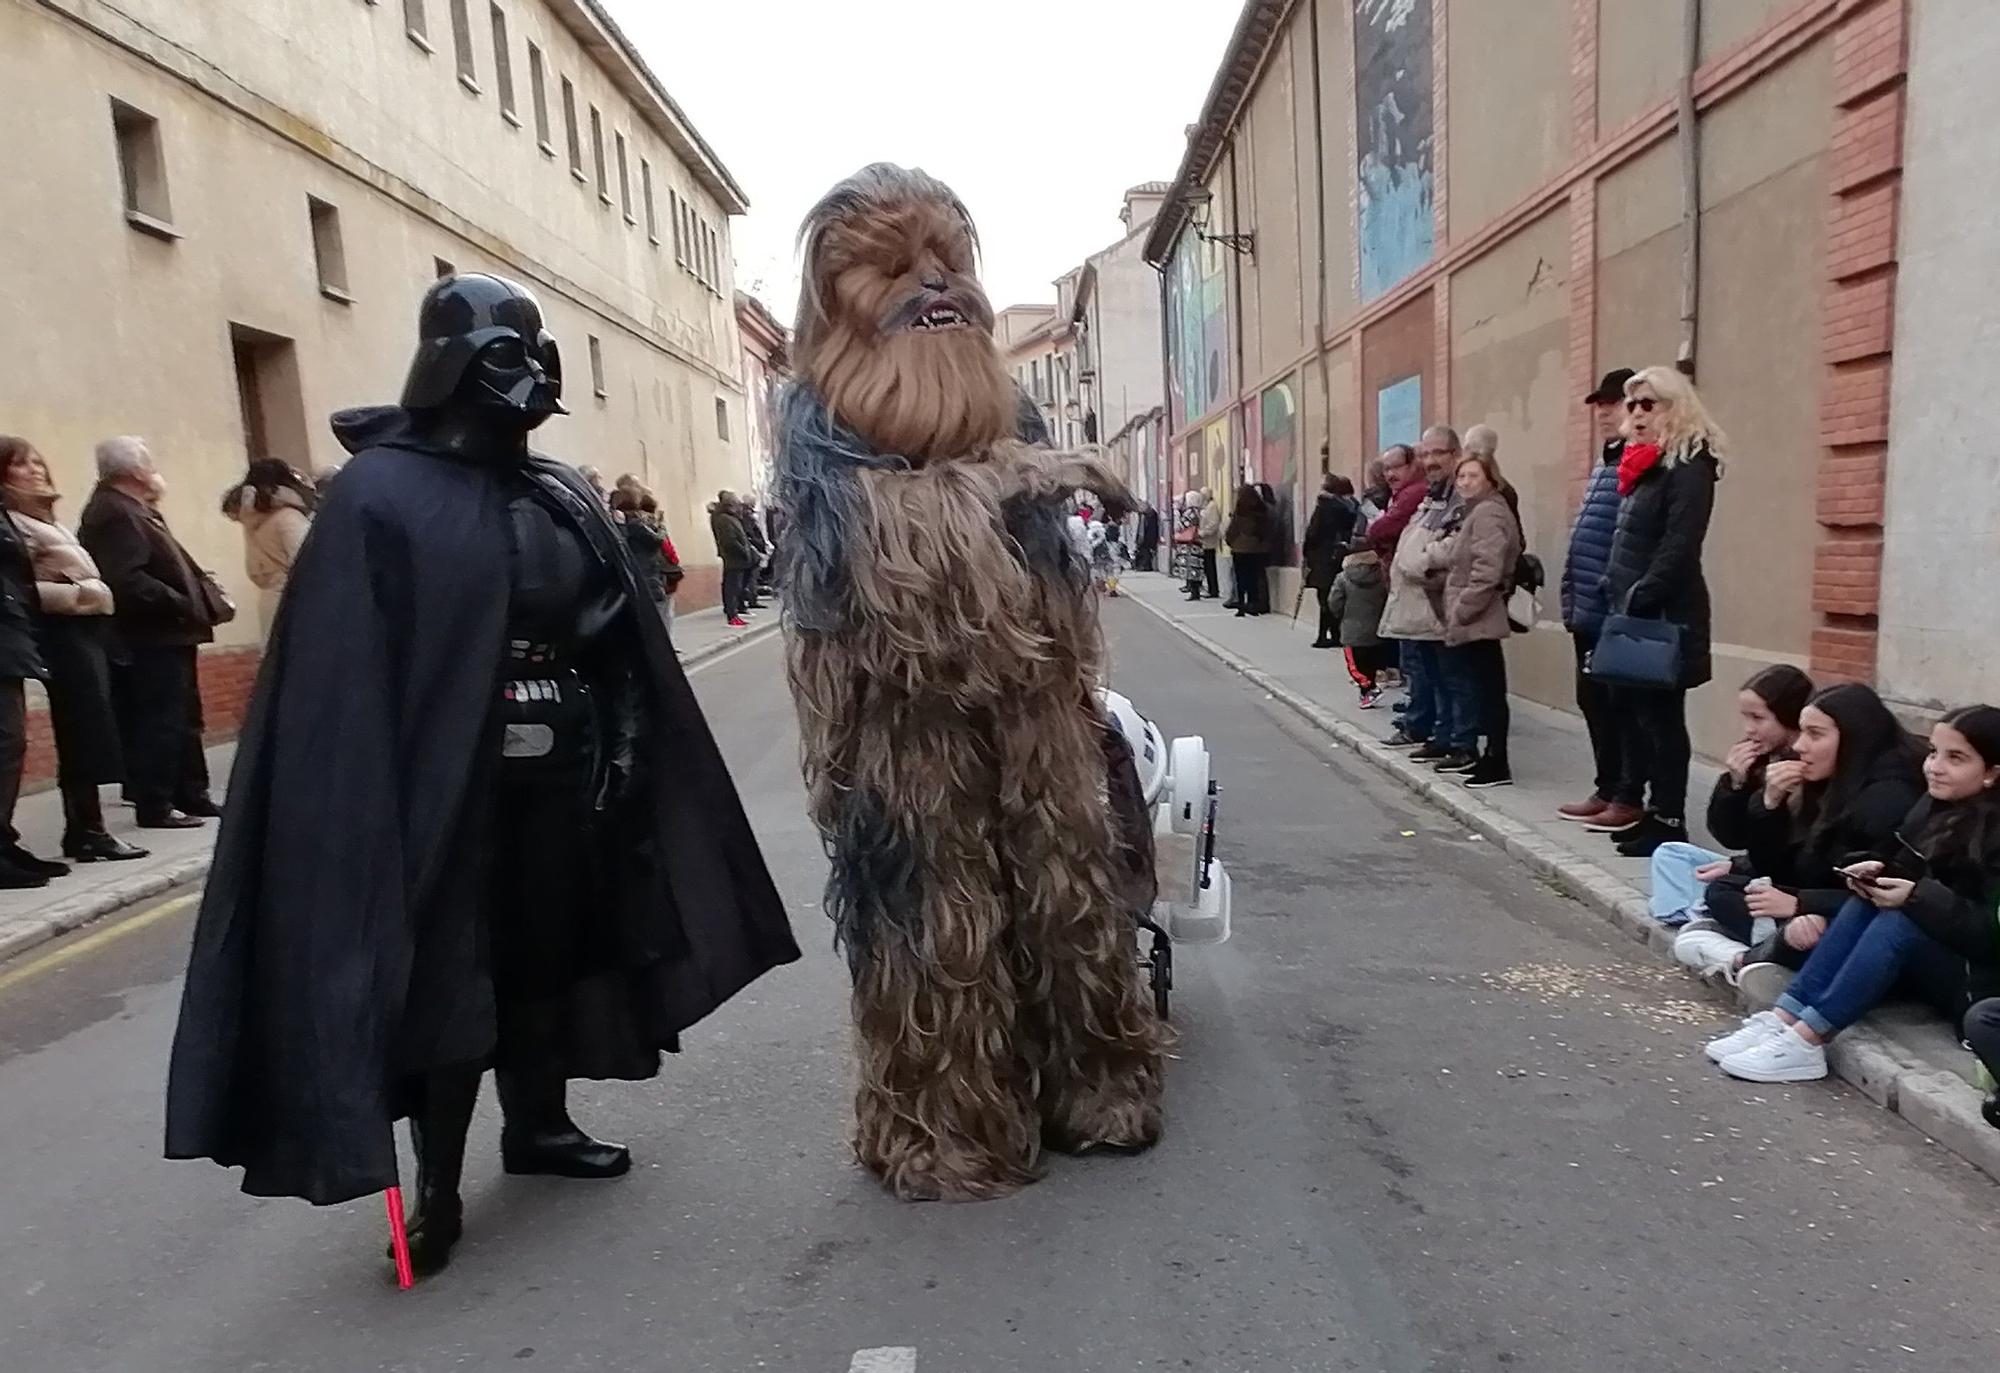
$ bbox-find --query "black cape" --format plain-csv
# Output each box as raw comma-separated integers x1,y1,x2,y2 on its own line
164,407,799,1205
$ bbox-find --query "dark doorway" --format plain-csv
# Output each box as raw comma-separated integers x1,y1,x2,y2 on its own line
228,324,308,468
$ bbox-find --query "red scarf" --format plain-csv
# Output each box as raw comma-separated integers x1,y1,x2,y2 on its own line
1618,442,1663,496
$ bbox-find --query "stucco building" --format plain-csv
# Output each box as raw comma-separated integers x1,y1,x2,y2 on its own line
1072,184,1170,513
1147,0,1956,756
735,290,788,505
1,0,753,766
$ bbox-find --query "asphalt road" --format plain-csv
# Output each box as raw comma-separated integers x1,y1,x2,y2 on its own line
1,601,1996,1372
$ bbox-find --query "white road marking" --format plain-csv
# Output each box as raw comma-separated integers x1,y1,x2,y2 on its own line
848,1349,916,1373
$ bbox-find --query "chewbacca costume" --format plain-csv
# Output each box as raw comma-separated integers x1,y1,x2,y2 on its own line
776,164,1168,1202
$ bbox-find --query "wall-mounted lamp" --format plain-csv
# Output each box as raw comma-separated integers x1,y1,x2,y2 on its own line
1187,190,1254,257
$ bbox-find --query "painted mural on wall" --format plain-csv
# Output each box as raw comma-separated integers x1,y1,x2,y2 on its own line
1259,378,1299,563
1168,232,1231,430
1377,374,1423,451
1353,0,1435,301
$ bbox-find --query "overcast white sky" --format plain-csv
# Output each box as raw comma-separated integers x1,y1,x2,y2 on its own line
600,0,1242,319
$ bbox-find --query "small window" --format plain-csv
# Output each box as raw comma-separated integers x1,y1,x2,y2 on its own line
589,107,609,204
616,133,634,223
588,335,607,399
641,160,658,243
670,190,684,264
714,397,730,442
528,43,552,152
561,77,582,179
402,0,431,50
448,0,477,89
434,256,456,279
489,5,516,122
110,98,175,236
308,197,352,303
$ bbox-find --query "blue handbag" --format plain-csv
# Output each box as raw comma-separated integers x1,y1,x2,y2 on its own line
1587,614,1683,689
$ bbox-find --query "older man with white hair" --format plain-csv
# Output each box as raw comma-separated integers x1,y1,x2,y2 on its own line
79,436,226,830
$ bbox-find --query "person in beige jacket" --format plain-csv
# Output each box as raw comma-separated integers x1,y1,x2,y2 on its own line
222,460,315,636
1436,450,1523,789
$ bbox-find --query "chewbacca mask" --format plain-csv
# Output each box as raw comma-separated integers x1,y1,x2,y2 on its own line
775,164,1167,1202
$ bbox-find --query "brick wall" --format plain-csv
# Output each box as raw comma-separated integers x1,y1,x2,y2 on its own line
1811,0,1910,683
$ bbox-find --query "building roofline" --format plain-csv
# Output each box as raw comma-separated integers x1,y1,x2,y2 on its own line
1142,0,1295,267
551,0,751,214
734,290,789,354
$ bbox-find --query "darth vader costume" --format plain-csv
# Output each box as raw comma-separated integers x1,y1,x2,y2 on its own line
165,273,798,1275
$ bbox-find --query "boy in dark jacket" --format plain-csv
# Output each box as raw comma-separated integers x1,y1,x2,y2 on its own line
1328,549,1391,707
1557,368,1643,832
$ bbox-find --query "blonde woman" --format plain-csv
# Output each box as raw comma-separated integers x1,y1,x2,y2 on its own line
1602,365,1725,859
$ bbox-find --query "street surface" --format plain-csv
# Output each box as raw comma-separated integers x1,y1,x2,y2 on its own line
1,606,1995,1371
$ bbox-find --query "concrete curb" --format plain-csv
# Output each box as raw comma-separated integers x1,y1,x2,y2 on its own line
1129,595,2000,1186
0,620,783,970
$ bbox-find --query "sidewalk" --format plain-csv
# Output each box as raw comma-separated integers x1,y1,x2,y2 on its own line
0,603,779,964
1119,571,2000,1183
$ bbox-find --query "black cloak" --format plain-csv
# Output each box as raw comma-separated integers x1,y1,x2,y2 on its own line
164,407,799,1206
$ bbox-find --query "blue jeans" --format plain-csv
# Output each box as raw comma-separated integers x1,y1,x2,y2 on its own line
1648,842,1727,923
1400,639,1451,743
1777,897,1968,1036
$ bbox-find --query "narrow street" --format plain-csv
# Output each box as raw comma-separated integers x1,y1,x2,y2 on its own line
0,605,1994,1372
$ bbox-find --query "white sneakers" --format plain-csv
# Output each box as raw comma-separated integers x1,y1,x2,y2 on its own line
1719,1028,1828,1083
1702,1011,1830,1082
1675,923,1749,978
1704,1010,1782,1063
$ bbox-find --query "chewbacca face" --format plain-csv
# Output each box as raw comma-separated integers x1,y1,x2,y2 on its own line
795,165,1015,463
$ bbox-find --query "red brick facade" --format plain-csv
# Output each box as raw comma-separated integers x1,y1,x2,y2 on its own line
1811,0,1910,683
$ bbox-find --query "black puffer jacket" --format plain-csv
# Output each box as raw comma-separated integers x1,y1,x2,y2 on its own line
1896,796,2000,1009
1601,446,1720,689
1301,492,1359,589
1737,749,1925,917
1707,755,1793,879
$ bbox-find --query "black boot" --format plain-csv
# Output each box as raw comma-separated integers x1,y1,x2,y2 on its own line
496,1069,631,1179
395,1068,480,1277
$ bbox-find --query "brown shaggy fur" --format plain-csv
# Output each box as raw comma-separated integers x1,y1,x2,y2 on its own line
785,166,1168,1201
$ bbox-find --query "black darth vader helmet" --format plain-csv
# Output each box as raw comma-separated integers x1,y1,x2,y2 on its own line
400,273,567,424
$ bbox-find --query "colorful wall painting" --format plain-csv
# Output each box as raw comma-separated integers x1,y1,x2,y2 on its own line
1354,0,1435,301
1168,231,1231,431
1377,374,1423,452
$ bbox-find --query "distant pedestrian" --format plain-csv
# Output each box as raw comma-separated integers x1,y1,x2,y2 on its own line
1381,429,1461,756
1171,491,1205,598
1327,548,1390,706
710,489,755,626
1133,503,1160,573
222,459,316,637
739,498,772,606
80,436,230,830
1601,366,1725,858
611,488,673,625
1302,473,1359,648
1197,487,1222,598
639,492,684,636
0,437,147,865
1437,449,1523,789
1225,483,1273,617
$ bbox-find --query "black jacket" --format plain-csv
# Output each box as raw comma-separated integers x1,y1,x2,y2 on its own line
0,512,46,681
1601,447,1719,688
165,407,798,1205
712,507,755,569
78,485,216,650
1739,753,1925,917
1706,755,1793,879
1301,492,1359,589
1897,796,2000,1007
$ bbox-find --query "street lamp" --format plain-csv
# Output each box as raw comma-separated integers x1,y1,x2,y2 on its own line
1187,190,1254,257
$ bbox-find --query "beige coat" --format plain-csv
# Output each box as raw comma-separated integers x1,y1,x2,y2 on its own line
229,488,310,634
1380,492,1452,641
1442,491,1522,646
8,510,113,616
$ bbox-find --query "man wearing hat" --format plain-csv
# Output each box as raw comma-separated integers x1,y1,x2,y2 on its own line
1556,367,1647,832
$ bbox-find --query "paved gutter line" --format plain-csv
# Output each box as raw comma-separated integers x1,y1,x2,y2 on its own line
0,620,783,970
1129,595,2000,1186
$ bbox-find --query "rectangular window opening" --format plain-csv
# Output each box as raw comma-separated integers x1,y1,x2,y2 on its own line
670,190,684,264
616,133,634,223
561,78,582,178
308,196,353,303
528,44,552,152
714,397,730,442
402,0,431,49
230,324,310,468
449,0,477,88
588,335,607,399
641,160,658,243
110,98,175,235
489,5,516,121
589,107,609,203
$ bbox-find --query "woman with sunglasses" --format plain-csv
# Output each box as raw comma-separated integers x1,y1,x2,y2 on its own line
1598,366,1724,858
1709,704,2000,1083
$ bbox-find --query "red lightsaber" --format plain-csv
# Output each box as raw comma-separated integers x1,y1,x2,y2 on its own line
385,1187,414,1290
